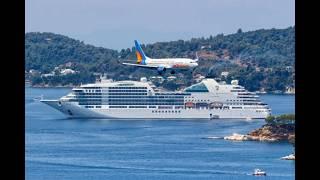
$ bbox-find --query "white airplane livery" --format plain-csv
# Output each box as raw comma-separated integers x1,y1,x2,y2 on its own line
122,40,199,75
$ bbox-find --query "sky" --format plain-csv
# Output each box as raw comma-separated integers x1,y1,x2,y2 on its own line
26,0,295,50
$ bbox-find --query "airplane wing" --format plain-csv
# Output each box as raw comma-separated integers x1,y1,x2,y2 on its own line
122,63,159,69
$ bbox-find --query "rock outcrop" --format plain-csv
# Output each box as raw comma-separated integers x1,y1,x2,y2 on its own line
224,124,295,142
247,124,295,142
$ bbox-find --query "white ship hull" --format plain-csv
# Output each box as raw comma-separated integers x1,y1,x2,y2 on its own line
42,100,269,120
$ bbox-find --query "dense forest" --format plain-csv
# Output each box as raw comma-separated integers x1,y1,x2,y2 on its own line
25,27,295,91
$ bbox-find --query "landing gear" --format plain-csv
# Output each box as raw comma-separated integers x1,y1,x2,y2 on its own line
191,67,196,75
157,71,164,76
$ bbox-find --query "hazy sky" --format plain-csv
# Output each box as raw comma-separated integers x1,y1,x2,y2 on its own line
26,0,295,50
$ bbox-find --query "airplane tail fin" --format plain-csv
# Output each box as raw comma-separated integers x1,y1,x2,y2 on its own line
134,40,148,65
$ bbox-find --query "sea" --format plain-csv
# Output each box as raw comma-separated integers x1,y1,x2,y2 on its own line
26,87,295,180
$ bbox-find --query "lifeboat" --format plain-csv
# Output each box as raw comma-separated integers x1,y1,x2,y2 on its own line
210,101,223,108
196,102,209,108
185,102,195,108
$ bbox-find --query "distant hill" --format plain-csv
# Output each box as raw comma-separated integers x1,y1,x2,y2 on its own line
25,27,295,91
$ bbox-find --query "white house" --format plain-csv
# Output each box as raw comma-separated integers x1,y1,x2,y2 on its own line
221,71,229,78
231,80,239,85
194,75,205,83
150,76,164,83
140,77,148,82
285,66,293,72
60,69,76,75
41,73,55,77
285,86,295,94
167,76,177,81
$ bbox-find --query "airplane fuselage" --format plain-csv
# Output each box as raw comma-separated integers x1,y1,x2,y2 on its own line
144,58,198,69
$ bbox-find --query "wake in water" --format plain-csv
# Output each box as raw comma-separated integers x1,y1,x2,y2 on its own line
202,136,223,139
26,158,251,176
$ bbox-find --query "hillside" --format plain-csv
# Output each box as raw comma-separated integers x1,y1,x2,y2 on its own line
25,27,295,91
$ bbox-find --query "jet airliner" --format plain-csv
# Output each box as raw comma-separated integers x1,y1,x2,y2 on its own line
122,40,199,75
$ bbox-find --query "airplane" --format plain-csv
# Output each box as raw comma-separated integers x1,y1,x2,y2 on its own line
122,40,199,75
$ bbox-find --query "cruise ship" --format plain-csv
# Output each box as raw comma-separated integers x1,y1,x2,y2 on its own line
41,78,271,119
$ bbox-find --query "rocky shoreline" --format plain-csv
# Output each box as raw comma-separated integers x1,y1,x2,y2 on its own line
224,123,295,142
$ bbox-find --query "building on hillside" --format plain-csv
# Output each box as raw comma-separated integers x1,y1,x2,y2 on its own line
200,45,211,50
194,75,206,83
93,72,102,75
167,76,177,81
231,80,239,85
150,76,164,83
286,66,293,72
285,86,295,94
140,77,147,82
41,73,55,77
29,69,40,75
221,71,229,78
60,69,76,75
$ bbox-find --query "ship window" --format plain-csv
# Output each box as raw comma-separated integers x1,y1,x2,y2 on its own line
67,110,73,115
84,106,94,108
232,107,242,109
109,106,127,108
129,106,147,108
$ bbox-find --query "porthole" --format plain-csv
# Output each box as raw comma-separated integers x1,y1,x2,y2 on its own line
67,109,73,116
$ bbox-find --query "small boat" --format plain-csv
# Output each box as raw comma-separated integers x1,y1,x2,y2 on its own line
252,169,267,176
281,153,295,160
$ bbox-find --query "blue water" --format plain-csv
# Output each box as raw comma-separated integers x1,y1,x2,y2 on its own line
26,88,295,180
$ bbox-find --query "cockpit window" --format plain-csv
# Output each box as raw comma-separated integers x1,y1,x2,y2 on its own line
184,82,209,92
